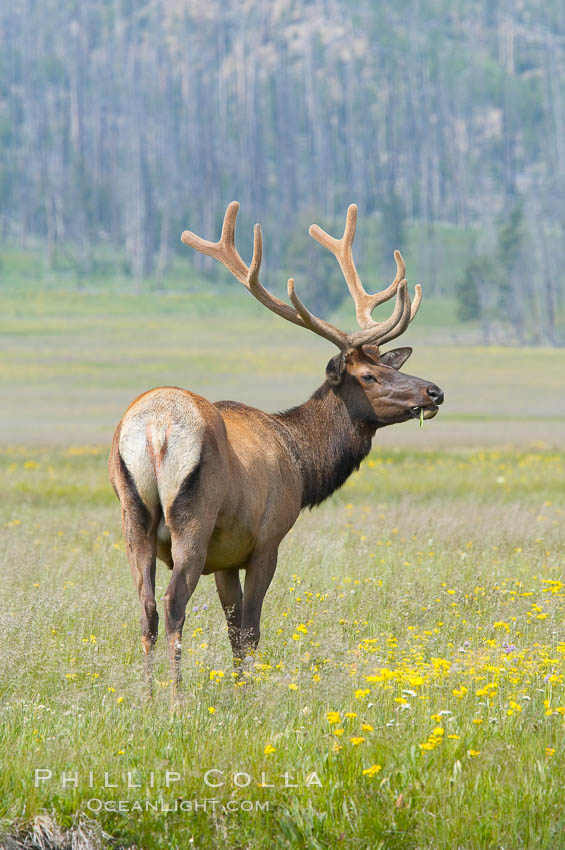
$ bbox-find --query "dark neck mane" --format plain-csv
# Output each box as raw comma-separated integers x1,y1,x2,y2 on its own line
274,383,374,509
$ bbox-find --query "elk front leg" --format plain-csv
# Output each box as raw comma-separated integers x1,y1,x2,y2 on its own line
240,547,278,666
215,568,243,667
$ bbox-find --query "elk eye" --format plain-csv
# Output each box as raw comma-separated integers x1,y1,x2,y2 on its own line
361,374,376,383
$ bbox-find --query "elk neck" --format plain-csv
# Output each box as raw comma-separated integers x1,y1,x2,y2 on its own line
274,382,375,509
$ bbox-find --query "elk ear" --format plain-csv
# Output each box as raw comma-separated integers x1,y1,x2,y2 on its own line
379,347,413,370
326,353,347,386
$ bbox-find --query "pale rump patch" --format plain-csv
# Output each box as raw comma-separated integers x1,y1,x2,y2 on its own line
118,388,205,514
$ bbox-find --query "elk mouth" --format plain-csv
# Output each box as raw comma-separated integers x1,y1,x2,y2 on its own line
409,404,439,420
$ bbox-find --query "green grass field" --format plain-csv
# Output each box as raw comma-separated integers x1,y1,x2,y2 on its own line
1,287,564,849
2,289,565,447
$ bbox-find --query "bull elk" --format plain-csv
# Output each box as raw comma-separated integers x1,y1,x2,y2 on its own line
109,202,444,700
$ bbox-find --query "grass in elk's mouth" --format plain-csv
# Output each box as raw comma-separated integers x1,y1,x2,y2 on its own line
420,407,424,427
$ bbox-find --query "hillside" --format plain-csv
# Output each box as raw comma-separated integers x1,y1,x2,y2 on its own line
1,0,564,341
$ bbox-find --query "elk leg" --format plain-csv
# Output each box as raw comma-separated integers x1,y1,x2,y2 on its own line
215,568,243,666
240,548,278,665
163,449,226,703
163,532,210,704
122,509,158,699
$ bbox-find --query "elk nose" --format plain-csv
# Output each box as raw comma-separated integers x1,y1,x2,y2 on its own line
426,384,444,405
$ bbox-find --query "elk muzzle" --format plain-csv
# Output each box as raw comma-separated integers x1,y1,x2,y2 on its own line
409,382,444,420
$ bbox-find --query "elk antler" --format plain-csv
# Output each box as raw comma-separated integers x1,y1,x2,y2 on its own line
309,204,422,346
181,202,421,352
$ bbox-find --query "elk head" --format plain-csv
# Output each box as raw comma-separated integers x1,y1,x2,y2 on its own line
181,202,444,428
324,345,443,428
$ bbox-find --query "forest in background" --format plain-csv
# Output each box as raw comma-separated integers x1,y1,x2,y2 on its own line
1,0,565,343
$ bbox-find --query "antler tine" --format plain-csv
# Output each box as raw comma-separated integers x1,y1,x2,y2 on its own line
369,250,405,309
216,201,250,282
410,283,422,320
246,224,305,328
348,280,409,348
375,283,422,347
181,201,249,284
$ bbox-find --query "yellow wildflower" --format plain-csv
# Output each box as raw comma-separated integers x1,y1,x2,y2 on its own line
362,764,382,777
355,689,370,700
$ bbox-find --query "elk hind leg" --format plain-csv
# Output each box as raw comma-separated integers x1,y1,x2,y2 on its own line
121,501,159,698
163,530,211,703
163,466,218,703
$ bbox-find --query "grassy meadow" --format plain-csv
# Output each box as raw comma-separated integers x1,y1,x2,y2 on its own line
1,284,565,849
1,288,565,447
